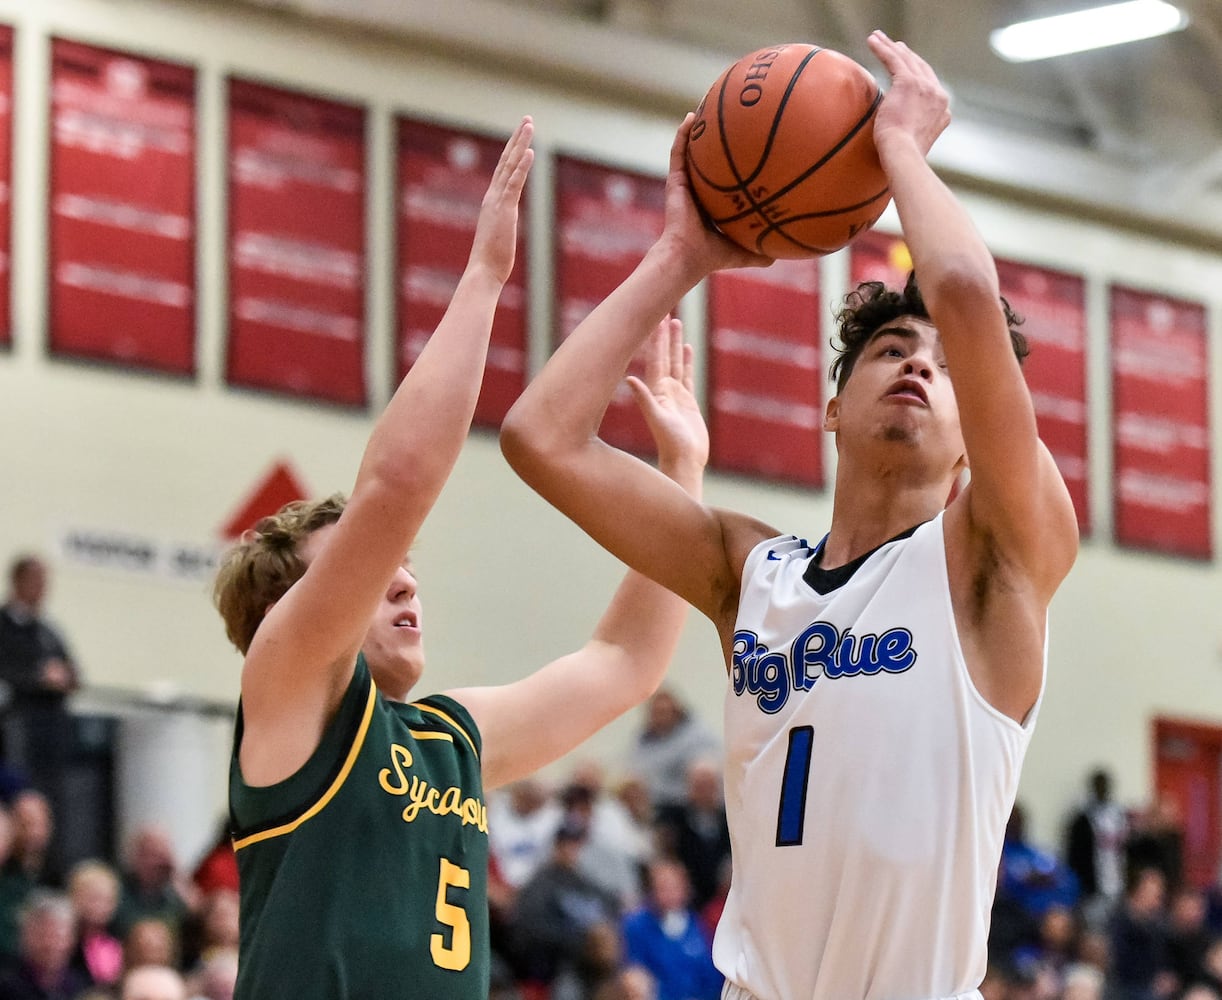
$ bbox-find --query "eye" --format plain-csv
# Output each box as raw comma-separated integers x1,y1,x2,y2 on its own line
881,345,903,358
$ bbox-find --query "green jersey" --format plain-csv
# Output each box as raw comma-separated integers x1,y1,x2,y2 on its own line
229,655,489,999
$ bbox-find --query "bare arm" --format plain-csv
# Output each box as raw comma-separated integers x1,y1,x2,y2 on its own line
459,321,704,791
867,33,1077,597
500,118,773,622
239,120,534,777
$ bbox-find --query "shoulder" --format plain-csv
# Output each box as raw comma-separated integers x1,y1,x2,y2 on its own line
409,693,482,757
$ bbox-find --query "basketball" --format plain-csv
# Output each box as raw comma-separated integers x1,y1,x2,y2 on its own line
686,43,890,259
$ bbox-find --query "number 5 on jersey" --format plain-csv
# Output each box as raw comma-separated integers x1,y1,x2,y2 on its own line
776,726,813,847
432,857,471,970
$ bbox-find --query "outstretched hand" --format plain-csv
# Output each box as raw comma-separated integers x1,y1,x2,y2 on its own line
626,317,709,475
866,31,950,158
657,115,773,280
468,116,534,284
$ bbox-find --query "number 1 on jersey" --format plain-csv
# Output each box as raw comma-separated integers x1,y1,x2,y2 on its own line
776,725,813,846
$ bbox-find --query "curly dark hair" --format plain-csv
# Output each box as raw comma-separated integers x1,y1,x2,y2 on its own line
829,271,1028,394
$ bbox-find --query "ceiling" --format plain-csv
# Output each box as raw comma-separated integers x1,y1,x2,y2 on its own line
235,0,1222,247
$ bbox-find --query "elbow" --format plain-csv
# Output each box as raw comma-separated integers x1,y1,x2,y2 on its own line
499,403,577,488
920,257,1001,318
498,407,543,481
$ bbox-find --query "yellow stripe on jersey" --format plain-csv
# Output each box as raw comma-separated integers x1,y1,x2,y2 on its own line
413,702,479,759
410,730,453,743
233,678,378,852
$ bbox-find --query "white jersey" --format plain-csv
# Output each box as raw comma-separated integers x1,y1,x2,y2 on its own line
713,514,1042,1000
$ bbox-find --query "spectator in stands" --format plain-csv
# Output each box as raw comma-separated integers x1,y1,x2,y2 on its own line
123,917,179,973
186,947,237,1000
6,789,62,889
114,826,197,939
594,965,657,1000
0,888,90,999
1065,767,1129,927
0,555,81,853
1075,926,1111,978
1127,796,1186,896
628,689,719,811
121,964,188,1000
563,760,651,909
1000,802,1080,921
181,887,238,974
550,920,624,1000
1182,985,1222,1000
1201,939,1222,995
614,775,656,840
1107,866,1175,1000
1166,885,1214,992
67,859,123,990
0,800,25,963
510,816,621,990
621,857,721,1000
653,756,730,911
488,777,561,891
1062,962,1106,1000
1012,903,1080,1000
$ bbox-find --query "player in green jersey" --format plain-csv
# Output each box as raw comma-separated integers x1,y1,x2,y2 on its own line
213,119,707,999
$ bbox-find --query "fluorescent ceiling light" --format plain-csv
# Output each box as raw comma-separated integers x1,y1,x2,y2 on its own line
989,0,1189,62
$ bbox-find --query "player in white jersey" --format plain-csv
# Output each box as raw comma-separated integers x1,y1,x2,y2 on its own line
501,31,1078,1000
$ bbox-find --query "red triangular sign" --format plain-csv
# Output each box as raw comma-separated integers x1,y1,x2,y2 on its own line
220,461,310,540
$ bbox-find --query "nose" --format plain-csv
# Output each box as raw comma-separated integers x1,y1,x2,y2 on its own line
902,353,933,380
387,565,417,602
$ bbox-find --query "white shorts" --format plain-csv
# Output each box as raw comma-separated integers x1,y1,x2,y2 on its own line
722,986,984,1000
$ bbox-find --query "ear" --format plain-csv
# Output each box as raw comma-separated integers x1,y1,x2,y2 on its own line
823,395,840,433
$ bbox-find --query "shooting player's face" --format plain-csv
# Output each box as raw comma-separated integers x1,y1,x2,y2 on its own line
825,317,965,472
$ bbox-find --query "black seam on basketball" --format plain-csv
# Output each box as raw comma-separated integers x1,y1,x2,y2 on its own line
714,66,750,199
714,86,885,227
749,186,891,255
701,46,824,195
735,46,823,189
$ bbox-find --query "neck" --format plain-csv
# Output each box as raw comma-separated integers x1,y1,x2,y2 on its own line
824,458,953,569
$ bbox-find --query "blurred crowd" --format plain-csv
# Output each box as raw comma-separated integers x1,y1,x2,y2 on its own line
0,555,1219,1000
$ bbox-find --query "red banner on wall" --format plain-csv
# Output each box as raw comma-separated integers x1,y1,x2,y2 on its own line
397,118,528,428
996,259,1090,533
554,156,665,455
707,260,823,486
0,27,12,348
1111,286,1211,558
227,80,366,405
49,40,196,373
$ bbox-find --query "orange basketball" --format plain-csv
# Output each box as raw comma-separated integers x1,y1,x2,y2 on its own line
686,43,890,259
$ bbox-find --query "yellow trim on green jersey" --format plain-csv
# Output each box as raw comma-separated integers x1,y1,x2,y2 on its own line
233,678,378,851
414,702,479,758
409,730,453,743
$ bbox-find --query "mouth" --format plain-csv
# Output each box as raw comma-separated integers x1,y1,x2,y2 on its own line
393,611,419,630
886,379,928,405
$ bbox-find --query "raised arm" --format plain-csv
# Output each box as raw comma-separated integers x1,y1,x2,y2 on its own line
500,118,773,622
459,320,705,790
866,33,1077,596
239,120,534,766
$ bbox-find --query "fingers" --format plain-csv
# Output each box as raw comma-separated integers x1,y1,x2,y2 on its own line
667,317,684,383
670,113,694,176
868,30,940,87
682,342,695,394
489,116,535,197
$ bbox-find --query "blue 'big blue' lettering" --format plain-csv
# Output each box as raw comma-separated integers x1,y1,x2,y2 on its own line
733,622,916,713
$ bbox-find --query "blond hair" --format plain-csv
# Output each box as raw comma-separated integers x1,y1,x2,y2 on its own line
213,494,347,654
